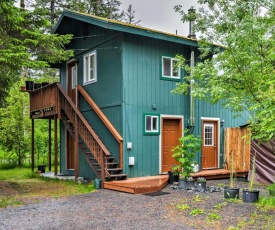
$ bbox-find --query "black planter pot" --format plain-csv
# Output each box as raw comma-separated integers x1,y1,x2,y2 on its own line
185,180,195,190
34,83,42,90
168,171,179,184
224,187,240,199
178,179,185,189
242,189,260,203
37,165,46,173
196,181,207,192
25,81,34,91
42,82,49,87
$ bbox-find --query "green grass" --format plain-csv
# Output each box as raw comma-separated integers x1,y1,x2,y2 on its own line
0,167,32,180
0,168,95,208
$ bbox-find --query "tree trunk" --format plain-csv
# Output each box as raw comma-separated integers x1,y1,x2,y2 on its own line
50,0,55,25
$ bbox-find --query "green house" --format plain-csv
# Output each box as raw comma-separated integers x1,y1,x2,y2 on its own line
29,10,247,180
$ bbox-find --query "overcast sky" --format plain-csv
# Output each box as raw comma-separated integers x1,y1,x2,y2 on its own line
120,0,200,36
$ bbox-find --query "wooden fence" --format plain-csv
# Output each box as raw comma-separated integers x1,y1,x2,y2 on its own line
224,128,251,171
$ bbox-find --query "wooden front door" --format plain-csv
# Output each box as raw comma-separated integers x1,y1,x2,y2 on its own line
161,118,182,173
66,62,77,169
202,120,218,169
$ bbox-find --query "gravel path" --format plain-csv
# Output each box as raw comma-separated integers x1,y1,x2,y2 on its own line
0,179,272,230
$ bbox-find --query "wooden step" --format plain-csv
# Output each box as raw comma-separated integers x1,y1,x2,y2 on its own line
93,162,118,167
109,174,128,178
97,168,123,172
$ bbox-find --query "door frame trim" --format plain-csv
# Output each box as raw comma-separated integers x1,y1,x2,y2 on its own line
159,115,184,174
201,117,220,169
66,59,78,107
65,59,78,170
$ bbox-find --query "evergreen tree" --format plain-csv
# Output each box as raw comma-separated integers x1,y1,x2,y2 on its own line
0,0,73,106
31,0,125,25
0,80,30,167
124,4,141,25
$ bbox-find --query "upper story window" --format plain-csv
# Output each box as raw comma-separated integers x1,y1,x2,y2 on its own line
161,56,180,80
84,50,97,84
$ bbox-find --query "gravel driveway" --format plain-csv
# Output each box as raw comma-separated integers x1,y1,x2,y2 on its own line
0,179,272,230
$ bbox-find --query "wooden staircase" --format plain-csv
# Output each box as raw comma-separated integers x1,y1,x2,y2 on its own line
28,82,127,181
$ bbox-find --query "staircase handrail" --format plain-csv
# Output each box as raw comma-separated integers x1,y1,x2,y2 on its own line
77,85,124,168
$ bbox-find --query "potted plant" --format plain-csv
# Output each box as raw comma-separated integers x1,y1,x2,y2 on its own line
224,153,239,199
243,154,260,203
196,177,207,192
172,129,202,190
168,165,179,185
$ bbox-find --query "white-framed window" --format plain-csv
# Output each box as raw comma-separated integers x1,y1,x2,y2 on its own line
144,113,160,135
204,124,214,146
83,50,97,84
162,56,180,80
72,65,77,89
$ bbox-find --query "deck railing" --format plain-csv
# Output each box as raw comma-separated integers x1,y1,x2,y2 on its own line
29,83,59,118
28,83,112,180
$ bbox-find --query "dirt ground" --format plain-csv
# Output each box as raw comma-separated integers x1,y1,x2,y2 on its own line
0,178,275,229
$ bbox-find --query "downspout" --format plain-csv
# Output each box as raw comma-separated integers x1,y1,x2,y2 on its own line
189,50,195,133
187,7,196,133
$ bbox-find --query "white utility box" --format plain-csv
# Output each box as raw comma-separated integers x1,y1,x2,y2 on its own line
129,157,135,166
127,142,132,150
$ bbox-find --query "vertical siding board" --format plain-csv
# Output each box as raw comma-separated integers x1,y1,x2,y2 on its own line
224,127,250,172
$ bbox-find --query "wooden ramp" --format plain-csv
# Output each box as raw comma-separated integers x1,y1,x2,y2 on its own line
103,175,168,194
191,169,248,180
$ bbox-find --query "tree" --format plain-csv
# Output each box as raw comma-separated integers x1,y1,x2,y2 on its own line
32,0,125,25
0,80,31,167
124,4,141,25
173,0,275,142
0,0,73,106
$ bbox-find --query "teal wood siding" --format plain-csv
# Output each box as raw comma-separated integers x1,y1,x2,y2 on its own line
59,65,67,175
122,33,190,177
77,27,123,178
58,22,123,179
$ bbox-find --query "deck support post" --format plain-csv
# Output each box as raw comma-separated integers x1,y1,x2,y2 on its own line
31,119,34,172
48,119,52,171
74,114,79,180
54,114,58,176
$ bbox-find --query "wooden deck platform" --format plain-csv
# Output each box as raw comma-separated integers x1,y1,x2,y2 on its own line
191,169,249,180
103,169,249,194
103,175,168,194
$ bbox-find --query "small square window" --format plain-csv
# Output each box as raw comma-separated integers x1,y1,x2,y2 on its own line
83,50,97,84
162,56,180,80
143,113,160,135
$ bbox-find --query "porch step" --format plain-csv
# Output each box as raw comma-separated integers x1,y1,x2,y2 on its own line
108,174,128,180
104,175,168,194
93,162,118,167
97,168,123,172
